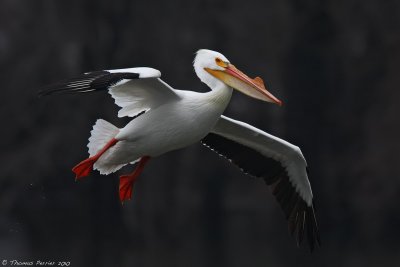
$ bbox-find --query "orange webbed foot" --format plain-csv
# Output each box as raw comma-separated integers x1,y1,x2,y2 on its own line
118,156,150,203
72,157,97,180
119,174,135,203
72,138,118,180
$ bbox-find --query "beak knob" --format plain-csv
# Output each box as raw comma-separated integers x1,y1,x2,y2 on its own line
253,77,266,89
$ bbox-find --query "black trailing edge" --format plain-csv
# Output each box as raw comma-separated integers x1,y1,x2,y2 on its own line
37,71,140,97
201,133,321,251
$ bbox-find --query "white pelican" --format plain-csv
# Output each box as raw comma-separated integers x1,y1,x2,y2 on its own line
39,49,320,250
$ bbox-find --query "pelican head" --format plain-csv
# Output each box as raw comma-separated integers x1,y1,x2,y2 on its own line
193,49,282,106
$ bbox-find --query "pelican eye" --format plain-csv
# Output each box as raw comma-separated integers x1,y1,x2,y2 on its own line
215,57,227,68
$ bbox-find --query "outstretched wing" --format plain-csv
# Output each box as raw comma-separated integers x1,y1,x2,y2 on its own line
201,115,321,251
38,67,180,117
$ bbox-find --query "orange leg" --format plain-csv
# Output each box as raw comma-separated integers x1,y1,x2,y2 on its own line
119,156,150,203
72,138,118,180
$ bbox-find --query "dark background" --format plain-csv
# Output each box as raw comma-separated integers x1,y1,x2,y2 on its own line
1,0,399,266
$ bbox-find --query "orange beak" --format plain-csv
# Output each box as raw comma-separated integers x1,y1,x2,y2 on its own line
205,64,282,106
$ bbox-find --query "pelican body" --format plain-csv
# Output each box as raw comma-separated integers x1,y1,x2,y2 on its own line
116,84,231,160
39,49,320,251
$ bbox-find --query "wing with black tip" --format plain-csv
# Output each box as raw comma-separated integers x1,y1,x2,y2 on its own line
201,115,321,251
38,67,180,118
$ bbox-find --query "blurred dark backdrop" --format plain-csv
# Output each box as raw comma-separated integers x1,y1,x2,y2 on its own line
1,0,400,266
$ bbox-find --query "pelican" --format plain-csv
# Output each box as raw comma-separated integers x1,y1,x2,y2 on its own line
39,49,320,250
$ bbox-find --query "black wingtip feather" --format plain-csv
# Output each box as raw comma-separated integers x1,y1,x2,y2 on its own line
269,171,320,251
288,209,299,236
36,70,140,97
297,210,306,246
201,133,321,251
306,208,315,252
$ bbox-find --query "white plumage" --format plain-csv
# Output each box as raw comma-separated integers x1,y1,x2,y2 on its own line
39,49,320,250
